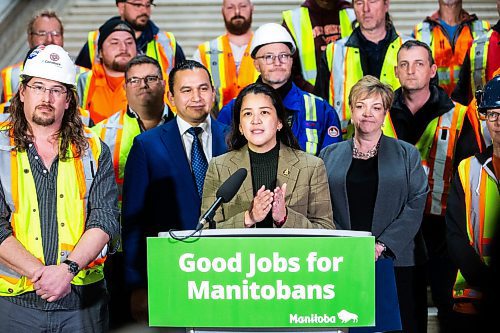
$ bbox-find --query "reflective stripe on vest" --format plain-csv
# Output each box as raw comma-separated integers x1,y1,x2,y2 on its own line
146,32,176,76
77,70,94,110
198,35,258,110
470,30,493,93
303,94,318,155
328,36,405,137
0,129,105,296
88,30,99,66
383,103,467,215
92,111,141,197
283,7,354,87
453,156,500,303
1,64,21,103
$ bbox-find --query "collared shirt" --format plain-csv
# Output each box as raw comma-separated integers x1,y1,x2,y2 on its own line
0,140,119,310
127,104,173,132
177,115,212,168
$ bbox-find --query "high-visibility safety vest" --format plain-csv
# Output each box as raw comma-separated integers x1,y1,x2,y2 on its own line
92,107,170,196
76,64,128,123
414,19,489,96
198,34,259,111
1,62,88,103
326,35,405,138
283,7,355,87
470,29,495,93
453,155,500,313
87,30,176,78
0,128,106,296
383,103,468,216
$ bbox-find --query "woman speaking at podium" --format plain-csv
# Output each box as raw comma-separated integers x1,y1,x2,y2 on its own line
320,76,429,333
201,83,334,229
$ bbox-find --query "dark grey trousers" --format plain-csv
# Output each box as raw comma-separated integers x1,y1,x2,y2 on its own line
0,295,109,333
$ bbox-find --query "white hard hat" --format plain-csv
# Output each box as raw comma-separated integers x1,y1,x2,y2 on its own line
21,45,77,87
250,23,297,58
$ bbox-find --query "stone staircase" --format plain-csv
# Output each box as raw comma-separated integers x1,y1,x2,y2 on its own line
60,0,498,60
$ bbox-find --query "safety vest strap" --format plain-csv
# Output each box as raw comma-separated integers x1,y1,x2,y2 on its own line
283,7,316,86
208,37,225,107
303,94,318,155
471,20,490,39
470,30,493,92
88,30,99,66
415,22,432,45
1,64,21,103
147,32,177,76
77,70,94,110
339,8,355,38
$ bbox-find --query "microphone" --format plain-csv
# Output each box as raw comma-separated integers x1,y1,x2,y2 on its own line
196,168,247,231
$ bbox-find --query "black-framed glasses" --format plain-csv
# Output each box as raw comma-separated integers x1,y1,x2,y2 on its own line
126,75,161,87
30,31,62,37
255,53,292,65
124,1,156,9
25,84,67,98
485,111,500,122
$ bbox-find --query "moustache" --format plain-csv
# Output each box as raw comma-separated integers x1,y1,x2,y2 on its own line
36,104,54,111
115,52,131,58
137,14,150,20
231,15,245,21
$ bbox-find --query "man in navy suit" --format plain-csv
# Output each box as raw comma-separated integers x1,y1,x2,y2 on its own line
122,60,229,324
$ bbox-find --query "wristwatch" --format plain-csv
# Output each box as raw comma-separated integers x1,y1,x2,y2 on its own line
63,259,80,276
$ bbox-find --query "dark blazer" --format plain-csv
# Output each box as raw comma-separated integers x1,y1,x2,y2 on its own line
201,144,334,229
319,135,429,267
122,117,229,288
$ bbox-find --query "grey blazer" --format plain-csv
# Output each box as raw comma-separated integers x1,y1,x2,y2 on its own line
319,135,429,266
201,144,334,229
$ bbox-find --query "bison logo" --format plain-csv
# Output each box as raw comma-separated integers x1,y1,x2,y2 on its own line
337,309,358,323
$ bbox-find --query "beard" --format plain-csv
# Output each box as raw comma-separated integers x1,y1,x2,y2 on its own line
103,53,132,72
224,15,252,35
128,15,149,32
32,105,56,126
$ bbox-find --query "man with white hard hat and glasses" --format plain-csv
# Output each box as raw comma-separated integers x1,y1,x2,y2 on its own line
217,23,342,156
0,44,119,332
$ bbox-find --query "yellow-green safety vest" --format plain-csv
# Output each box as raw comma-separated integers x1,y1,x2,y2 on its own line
283,7,355,87
0,128,105,296
326,35,406,138
453,155,499,304
383,103,468,216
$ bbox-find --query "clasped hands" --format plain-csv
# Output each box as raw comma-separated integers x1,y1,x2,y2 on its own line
31,264,74,302
245,183,287,227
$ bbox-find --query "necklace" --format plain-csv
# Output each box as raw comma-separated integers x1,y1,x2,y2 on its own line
352,140,380,160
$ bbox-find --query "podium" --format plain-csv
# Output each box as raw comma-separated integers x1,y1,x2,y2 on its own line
148,229,375,333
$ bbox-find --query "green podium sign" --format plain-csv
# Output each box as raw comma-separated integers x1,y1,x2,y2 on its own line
147,232,374,328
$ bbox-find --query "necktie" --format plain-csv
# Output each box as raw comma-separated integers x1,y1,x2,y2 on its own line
187,127,208,198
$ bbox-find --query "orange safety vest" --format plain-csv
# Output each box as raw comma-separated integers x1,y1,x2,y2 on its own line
198,34,258,111
383,103,468,216
414,16,489,96
76,64,127,123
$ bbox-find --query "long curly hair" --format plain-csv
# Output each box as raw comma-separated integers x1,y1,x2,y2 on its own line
6,76,88,160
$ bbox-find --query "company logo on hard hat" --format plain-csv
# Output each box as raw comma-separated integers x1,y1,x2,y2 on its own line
50,53,60,62
28,46,44,60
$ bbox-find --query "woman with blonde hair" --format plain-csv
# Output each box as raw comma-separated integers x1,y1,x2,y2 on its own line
320,75,429,333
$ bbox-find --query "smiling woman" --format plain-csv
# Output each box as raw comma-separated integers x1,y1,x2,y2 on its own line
201,82,334,230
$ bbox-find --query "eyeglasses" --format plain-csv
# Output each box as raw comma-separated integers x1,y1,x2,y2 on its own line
124,1,156,9
25,84,67,98
30,31,62,37
126,75,161,87
255,54,292,65
485,111,500,122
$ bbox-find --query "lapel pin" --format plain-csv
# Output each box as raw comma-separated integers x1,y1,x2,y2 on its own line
283,169,290,176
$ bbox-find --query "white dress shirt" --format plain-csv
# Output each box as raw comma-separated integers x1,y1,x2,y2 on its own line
176,115,213,169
